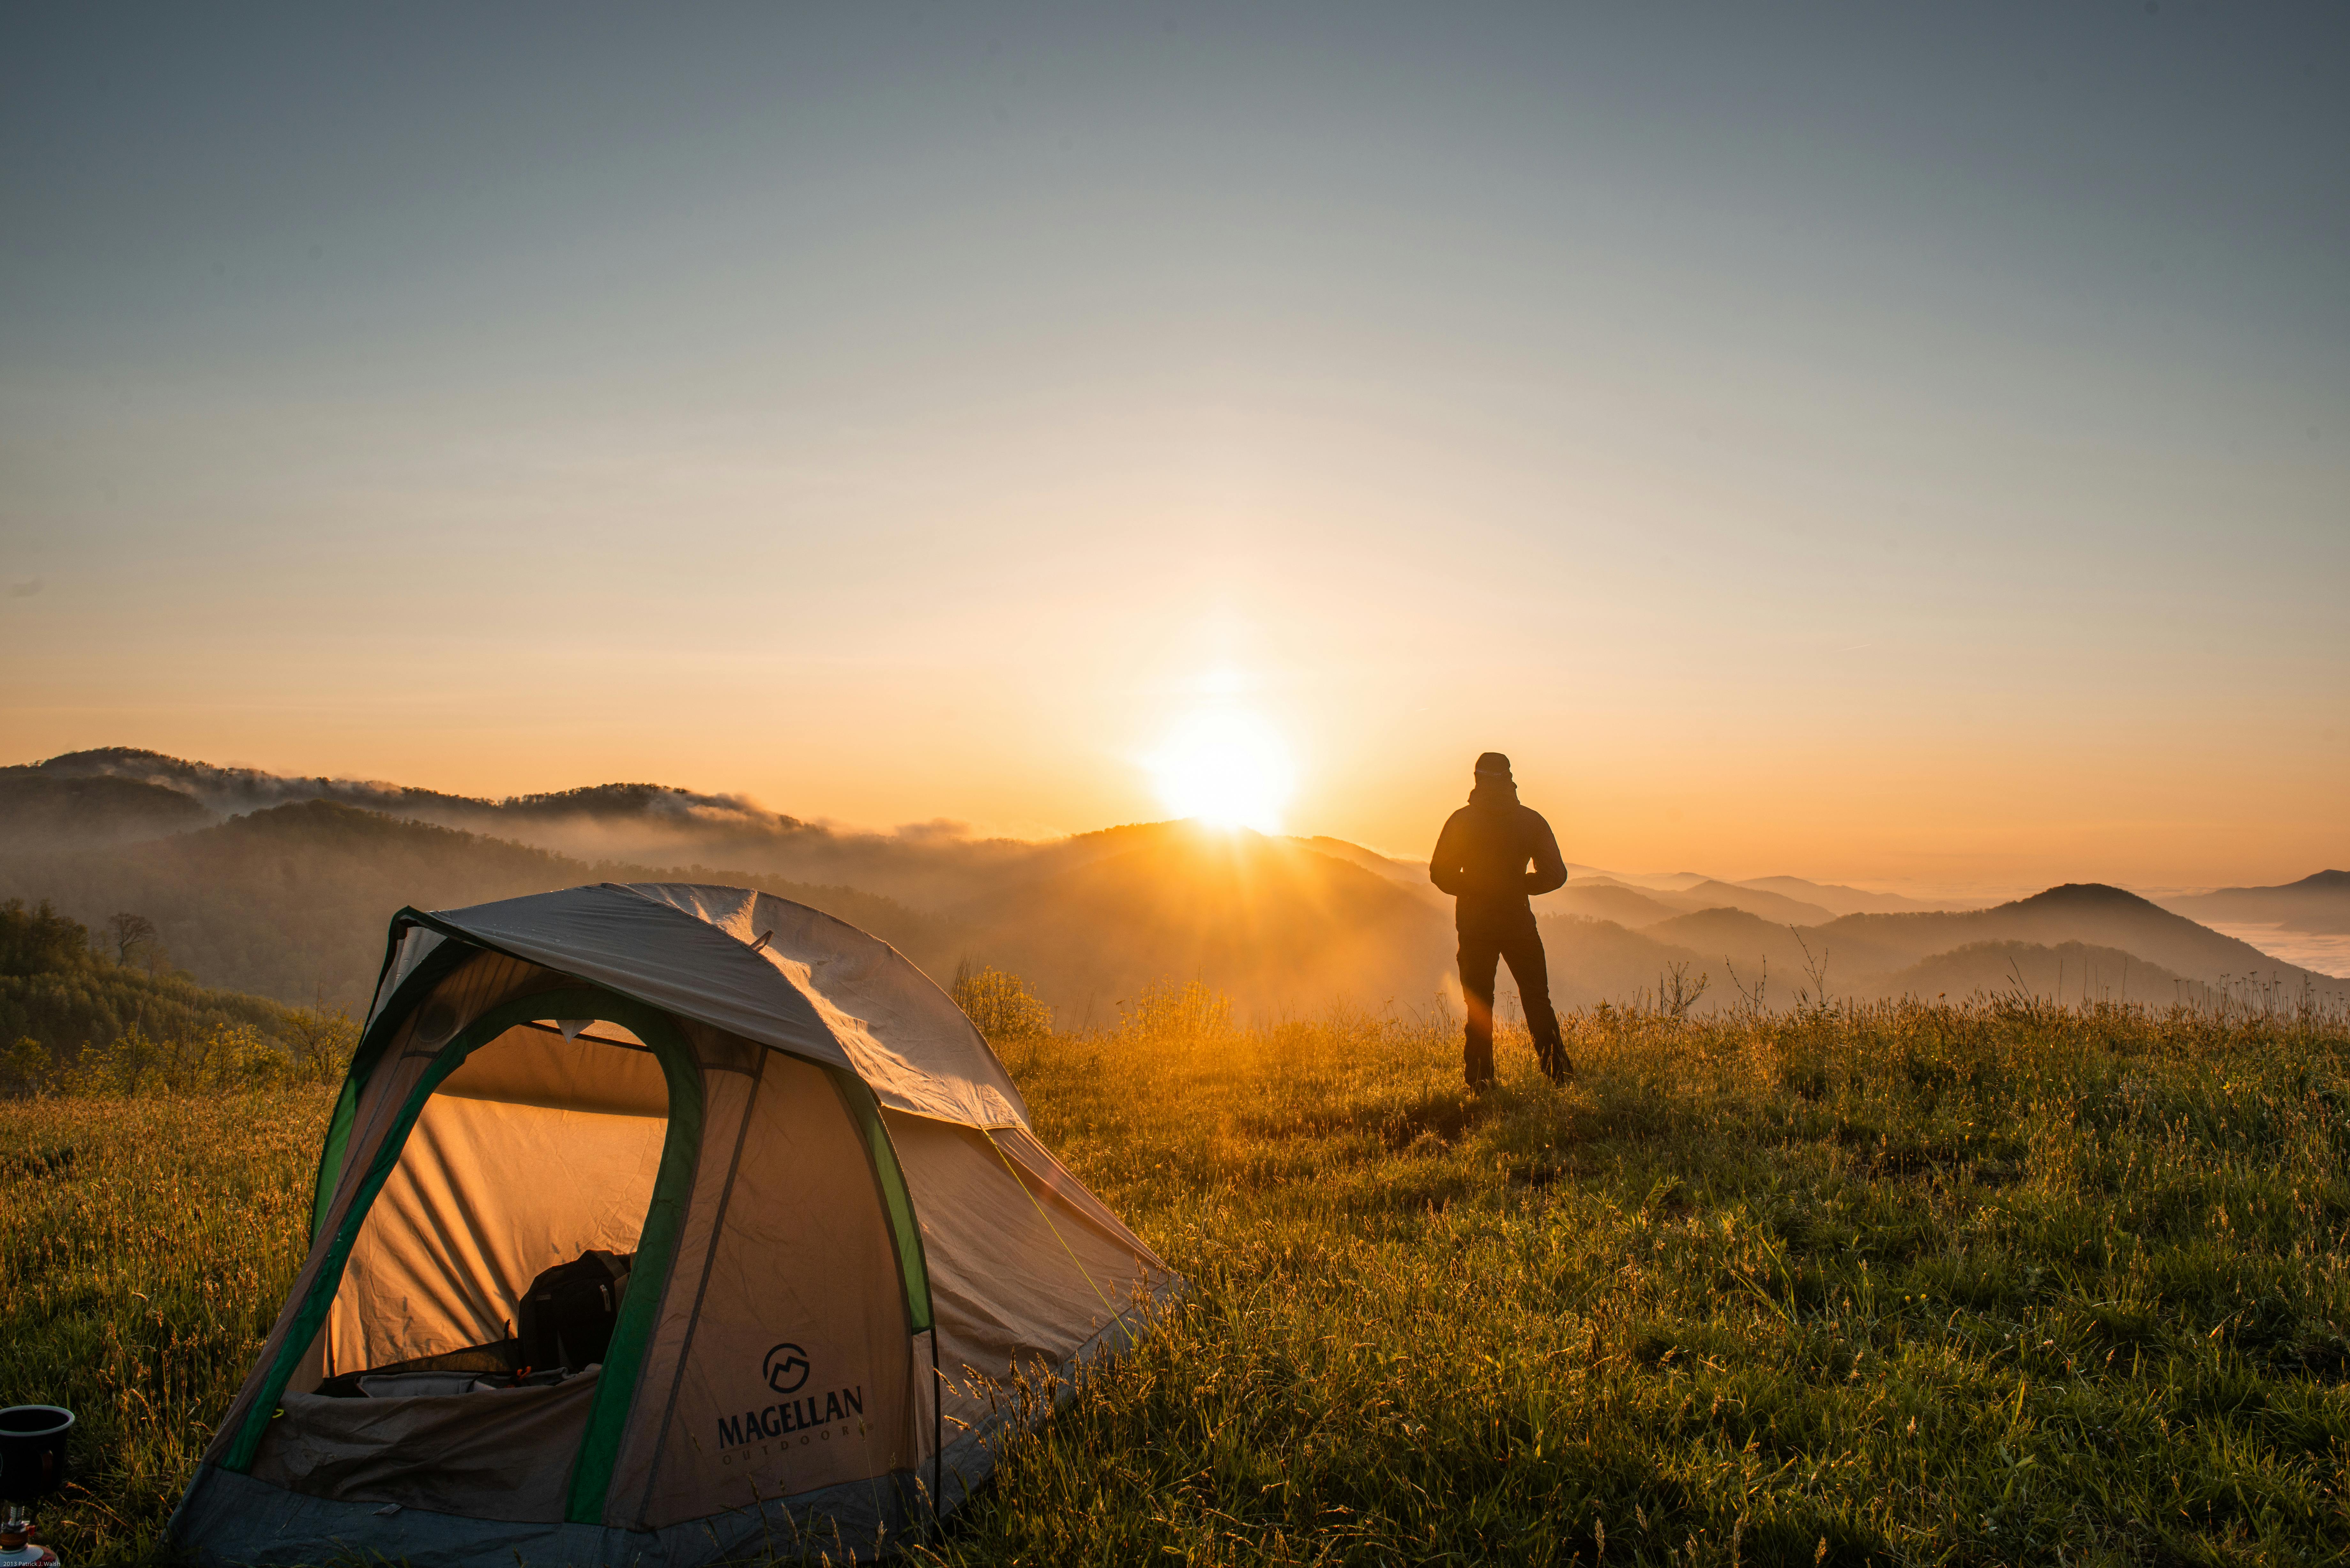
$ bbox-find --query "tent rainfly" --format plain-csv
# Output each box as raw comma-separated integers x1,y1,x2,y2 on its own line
169,883,1176,1566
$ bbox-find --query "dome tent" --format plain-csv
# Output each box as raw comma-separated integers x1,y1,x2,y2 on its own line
169,883,1175,1566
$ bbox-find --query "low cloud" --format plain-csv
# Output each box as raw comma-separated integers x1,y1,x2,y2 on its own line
891,818,974,845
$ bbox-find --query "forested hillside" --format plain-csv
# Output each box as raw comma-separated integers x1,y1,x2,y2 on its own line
941,820,1451,1026
4,751,2341,1022
0,899,296,1059
3,748,1037,902
0,802,958,1012
0,773,213,851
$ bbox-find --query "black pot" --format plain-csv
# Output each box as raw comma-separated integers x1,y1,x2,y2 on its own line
0,1407,72,1502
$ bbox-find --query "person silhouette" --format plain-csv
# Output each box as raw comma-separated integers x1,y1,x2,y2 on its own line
1429,752,1571,1089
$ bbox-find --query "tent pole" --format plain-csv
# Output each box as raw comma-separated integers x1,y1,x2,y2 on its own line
931,1325,944,1536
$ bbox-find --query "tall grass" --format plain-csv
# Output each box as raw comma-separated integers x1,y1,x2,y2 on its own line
0,1090,328,1556
2,992,2345,1564
944,992,2350,1566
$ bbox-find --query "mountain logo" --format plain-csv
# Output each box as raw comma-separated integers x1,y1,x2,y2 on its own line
762,1343,810,1395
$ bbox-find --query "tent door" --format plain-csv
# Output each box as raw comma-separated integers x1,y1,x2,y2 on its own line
223,986,705,1529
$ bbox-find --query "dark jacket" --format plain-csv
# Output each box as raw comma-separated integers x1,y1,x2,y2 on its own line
1429,794,1568,930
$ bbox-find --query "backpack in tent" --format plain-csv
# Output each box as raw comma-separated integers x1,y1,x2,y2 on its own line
168,883,1177,1566
515,1249,633,1372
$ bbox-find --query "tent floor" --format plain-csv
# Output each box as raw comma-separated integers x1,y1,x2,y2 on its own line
168,1460,936,1567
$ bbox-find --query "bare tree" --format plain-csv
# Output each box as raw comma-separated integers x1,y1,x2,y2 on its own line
1725,955,1769,1014
106,912,158,968
1790,926,1831,1008
1658,961,1710,1020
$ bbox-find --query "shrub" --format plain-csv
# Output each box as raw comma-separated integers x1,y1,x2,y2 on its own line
280,1007,361,1083
951,961,1056,1041
52,1022,297,1097
2,1034,47,1095
1117,977,1234,1044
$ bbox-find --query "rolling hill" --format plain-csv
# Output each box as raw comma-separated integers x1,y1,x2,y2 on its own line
0,802,960,1012
1641,907,1914,995
1821,884,2322,988
1674,879,1838,925
2160,871,2350,936
0,774,214,851
1876,940,2194,1003
1292,835,1428,887
1543,882,1689,927
0,750,1978,928
1536,877,1837,927
1,896,304,1060
1,748,1036,904
1730,875,1961,915
949,821,1451,1026
1637,885,2347,1004
0,805,1449,1023
6,748,2341,1034
1527,917,1723,1012
1292,844,1846,929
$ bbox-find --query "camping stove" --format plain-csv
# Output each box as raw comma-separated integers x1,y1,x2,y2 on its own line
0,1406,72,1568
0,1513,58,1568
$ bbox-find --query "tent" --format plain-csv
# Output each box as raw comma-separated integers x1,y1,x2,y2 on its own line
170,883,1175,1565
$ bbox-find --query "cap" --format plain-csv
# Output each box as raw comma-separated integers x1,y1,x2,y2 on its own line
1473,751,1512,776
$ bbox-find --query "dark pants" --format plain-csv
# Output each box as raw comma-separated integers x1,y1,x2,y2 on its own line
1458,919,1569,1087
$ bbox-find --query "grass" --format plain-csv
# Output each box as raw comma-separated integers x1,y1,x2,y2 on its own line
4,995,2348,1564
0,1090,328,1554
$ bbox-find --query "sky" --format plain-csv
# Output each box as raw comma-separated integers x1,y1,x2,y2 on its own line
3,3,2345,894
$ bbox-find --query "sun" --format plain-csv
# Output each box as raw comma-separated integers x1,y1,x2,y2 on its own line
1148,707,1295,833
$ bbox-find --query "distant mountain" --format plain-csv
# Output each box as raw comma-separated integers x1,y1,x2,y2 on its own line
1492,900,2222,1016
1523,918,2163,1014
9,750,2339,1025
1675,879,1837,926
1292,836,1444,905
0,774,214,851
0,804,1450,1023
0,801,959,1012
1536,876,1836,927
0,750,1990,922
1289,849,1838,928
1535,917,1715,1011
1878,940,2193,1004
5,747,492,825
1544,883,1689,927
1826,884,2330,990
4,747,1036,905
1731,875,1962,916
1561,866,1713,892
2159,872,2350,936
1262,841,1851,929
1640,908,1914,996
957,822,1450,1026
1637,884,2347,1003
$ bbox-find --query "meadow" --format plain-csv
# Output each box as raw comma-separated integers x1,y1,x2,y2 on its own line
3,987,2346,1565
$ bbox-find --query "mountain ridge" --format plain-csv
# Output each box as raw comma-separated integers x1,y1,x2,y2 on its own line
2159,871,2350,937
5,749,2343,1015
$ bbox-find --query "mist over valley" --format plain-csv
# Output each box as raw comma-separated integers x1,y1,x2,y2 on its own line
5,749,2342,1031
